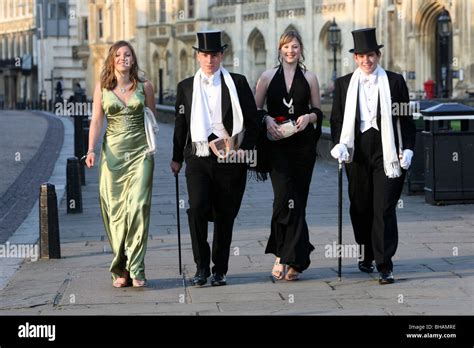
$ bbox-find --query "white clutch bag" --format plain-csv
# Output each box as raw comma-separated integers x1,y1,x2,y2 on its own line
267,119,296,141
144,106,159,156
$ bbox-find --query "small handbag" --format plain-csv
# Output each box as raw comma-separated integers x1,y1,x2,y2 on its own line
144,106,159,156
209,132,244,159
267,116,296,141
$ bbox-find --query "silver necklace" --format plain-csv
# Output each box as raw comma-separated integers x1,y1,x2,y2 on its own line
118,83,130,94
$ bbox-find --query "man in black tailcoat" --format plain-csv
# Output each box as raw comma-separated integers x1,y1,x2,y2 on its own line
170,31,258,286
330,28,416,284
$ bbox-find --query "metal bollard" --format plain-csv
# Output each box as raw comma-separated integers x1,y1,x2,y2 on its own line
67,157,83,214
81,117,90,186
39,183,61,259
74,115,86,185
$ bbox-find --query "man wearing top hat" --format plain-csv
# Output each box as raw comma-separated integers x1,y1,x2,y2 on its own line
330,28,416,284
170,31,259,286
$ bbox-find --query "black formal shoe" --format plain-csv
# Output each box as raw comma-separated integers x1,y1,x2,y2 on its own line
192,269,210,286
210,273,227,286
379,271,395,285
358,260,375,273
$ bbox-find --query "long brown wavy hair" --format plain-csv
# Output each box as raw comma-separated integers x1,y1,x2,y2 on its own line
100,40,144,91
277,30,307,72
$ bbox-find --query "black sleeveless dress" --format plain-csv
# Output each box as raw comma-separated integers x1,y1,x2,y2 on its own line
264,65,317,272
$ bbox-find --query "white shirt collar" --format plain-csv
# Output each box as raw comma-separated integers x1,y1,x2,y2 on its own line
201,68,221,86
359,70,378,85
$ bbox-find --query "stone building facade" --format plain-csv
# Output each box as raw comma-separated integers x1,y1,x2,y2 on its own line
0,0,36,108
1,0,473,106
0,0,89,108
86,0,473,99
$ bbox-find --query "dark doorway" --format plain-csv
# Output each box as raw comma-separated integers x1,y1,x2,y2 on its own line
435,9,453,98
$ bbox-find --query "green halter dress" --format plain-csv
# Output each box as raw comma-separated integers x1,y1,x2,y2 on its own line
100,82,154,281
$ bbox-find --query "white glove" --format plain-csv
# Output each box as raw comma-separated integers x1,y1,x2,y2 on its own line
330,143,350,163
400,149,414,170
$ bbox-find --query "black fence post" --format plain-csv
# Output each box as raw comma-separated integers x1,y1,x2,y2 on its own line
159,68,163,105
39,183,61,259
67,157,83,214
74,115,86,185
82,117,90,187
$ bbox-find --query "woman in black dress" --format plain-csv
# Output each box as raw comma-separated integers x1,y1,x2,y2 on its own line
254,30,323,281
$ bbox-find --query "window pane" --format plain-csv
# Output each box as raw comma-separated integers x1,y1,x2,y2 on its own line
159,0,166,22
58,3,67,19
150,0,157,22
188,0,194,18
98,9,103,38
84,18,88,41
49,3,56,19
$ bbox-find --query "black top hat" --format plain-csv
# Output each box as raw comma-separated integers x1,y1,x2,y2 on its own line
193,31,228,52
349,28,384,54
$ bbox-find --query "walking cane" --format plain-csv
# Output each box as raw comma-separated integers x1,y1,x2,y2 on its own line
175,174,182,275
338,160,343,281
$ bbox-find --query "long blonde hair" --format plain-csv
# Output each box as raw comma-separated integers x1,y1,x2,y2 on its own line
277,30,307,72
100,40,144,91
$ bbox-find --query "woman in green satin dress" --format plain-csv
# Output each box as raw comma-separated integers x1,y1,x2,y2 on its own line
85,41,157,288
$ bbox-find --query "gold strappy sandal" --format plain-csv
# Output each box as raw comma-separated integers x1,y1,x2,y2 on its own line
271,258,286,280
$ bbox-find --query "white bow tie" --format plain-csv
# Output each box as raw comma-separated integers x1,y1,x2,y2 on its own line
360,74,377,85
202,71,219,86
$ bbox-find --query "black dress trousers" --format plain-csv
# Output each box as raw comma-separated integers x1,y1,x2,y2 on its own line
345,128,405,272
185,154,247,275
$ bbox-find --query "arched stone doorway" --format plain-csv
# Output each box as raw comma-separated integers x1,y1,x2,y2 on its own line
318,20,341,97
247,28,266,90
415,1,452,97
435,9,453,98
221,32,234,73
179,49,188,81
165,50,172,92
150,51,160,98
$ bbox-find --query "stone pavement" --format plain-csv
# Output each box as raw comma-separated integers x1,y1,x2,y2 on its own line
0,110,72,292
0,111,64,243
0,117,473,316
